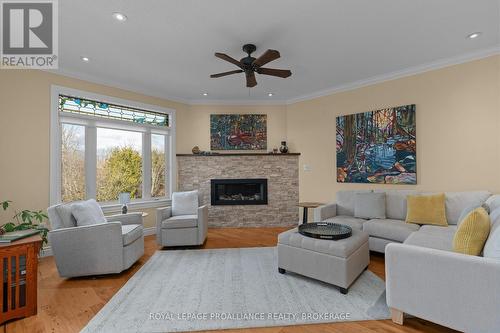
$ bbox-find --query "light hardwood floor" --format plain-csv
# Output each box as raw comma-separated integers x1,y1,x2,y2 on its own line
3,228,457,333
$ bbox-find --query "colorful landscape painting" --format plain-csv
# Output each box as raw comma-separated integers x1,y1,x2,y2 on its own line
210,114,267,150
336,104,416,184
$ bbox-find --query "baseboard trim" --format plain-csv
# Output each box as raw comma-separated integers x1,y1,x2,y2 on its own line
40,247,53,257
40,227,158,258
143,227,157,236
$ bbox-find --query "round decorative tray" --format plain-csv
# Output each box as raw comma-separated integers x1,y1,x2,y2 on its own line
298,222,352,240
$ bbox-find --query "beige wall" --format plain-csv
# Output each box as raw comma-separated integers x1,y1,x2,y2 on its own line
176,104,287,153
1,55,499,228
287,55,500,206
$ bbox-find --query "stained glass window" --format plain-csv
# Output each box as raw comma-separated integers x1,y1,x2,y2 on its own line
58,95,169,127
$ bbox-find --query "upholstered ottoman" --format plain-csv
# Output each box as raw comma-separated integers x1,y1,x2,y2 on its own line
277,227,369,294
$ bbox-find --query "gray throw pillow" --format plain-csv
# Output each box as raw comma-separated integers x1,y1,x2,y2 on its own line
54,203,77,228
71,199,107,226
354,192,386,219
172,190,199,216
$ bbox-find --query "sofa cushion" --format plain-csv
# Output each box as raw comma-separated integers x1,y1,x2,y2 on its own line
71,199,107,227
323,215,366,230
363,219,420,242
161,215,198,229
406,193,448,226
172,190,199,216
457,203,490,227
418,224,458,235
354,192,386,219
336,190,372,216
485,194,500,213
278,227,368,258
121,224,143,246
483,207,500,260
404,230,454,252
375,190,419,220
445,191,491,225
457,204,479,227
453,207,490,256
54,203,77,229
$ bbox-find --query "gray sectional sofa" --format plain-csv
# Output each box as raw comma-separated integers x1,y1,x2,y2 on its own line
313,189,492,252
385,194,500,333
315,190,500,333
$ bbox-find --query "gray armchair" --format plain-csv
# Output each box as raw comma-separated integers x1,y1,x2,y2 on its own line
47,202,144,278
156,190,208,247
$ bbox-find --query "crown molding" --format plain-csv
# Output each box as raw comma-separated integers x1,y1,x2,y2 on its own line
188,98,287,106
43,68,190,105
45,46,499,107
45,68,286,106
285,45,500,105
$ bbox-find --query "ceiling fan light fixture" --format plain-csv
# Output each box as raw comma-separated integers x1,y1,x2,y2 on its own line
211,44,292,88
267,93,274,97
81,56,90,62
202,92,208,96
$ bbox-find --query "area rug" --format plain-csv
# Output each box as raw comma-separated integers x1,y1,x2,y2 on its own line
81,247,389,332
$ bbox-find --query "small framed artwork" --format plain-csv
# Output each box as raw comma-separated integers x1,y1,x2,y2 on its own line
210,114,267,150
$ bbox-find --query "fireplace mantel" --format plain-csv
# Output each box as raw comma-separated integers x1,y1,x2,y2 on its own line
176,153,300,157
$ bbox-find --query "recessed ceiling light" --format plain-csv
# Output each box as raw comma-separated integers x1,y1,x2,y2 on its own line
112,12,127,22
81,56,90,62
467,32,481,39
267,93,274,97
202,92,208,96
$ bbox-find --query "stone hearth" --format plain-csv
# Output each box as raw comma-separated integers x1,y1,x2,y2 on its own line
177,154,299,227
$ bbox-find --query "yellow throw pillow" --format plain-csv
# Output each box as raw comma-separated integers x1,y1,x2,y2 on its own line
406,193,448,226
453,207,490,255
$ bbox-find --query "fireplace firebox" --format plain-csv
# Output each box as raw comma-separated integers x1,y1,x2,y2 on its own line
211,179,268,205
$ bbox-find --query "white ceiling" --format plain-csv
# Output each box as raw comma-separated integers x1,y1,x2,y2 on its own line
57,0,500,104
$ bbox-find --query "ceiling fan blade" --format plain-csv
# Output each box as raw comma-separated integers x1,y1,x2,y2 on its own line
256,67,292,78
210,69,244,78
246,72,257,87
252,49,280,67
214,53,243,68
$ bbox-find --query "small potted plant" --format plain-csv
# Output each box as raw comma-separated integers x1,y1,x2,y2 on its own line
1,200,49,245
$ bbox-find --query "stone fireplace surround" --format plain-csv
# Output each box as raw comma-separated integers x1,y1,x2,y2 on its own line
177,153,300,227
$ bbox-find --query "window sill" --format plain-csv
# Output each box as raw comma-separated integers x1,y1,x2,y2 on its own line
100,198,171,214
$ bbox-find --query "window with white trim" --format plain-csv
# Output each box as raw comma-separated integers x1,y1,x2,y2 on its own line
50,87,176,206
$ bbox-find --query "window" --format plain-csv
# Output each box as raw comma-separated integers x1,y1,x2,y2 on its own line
61,124,85,202
151,134,166,198
51,86,176,207
96,128,143,202
58,95,168,127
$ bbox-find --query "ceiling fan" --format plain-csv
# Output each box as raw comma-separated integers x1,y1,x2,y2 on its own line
210,44,292,88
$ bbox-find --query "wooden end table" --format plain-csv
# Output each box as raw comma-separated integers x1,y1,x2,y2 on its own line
298,202,324,224
0,235,42,325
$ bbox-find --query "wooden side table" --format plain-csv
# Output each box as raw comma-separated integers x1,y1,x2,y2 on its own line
298,202,324,224
0,235,42,325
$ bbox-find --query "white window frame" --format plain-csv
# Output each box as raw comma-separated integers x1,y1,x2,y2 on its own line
50,85,176,211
